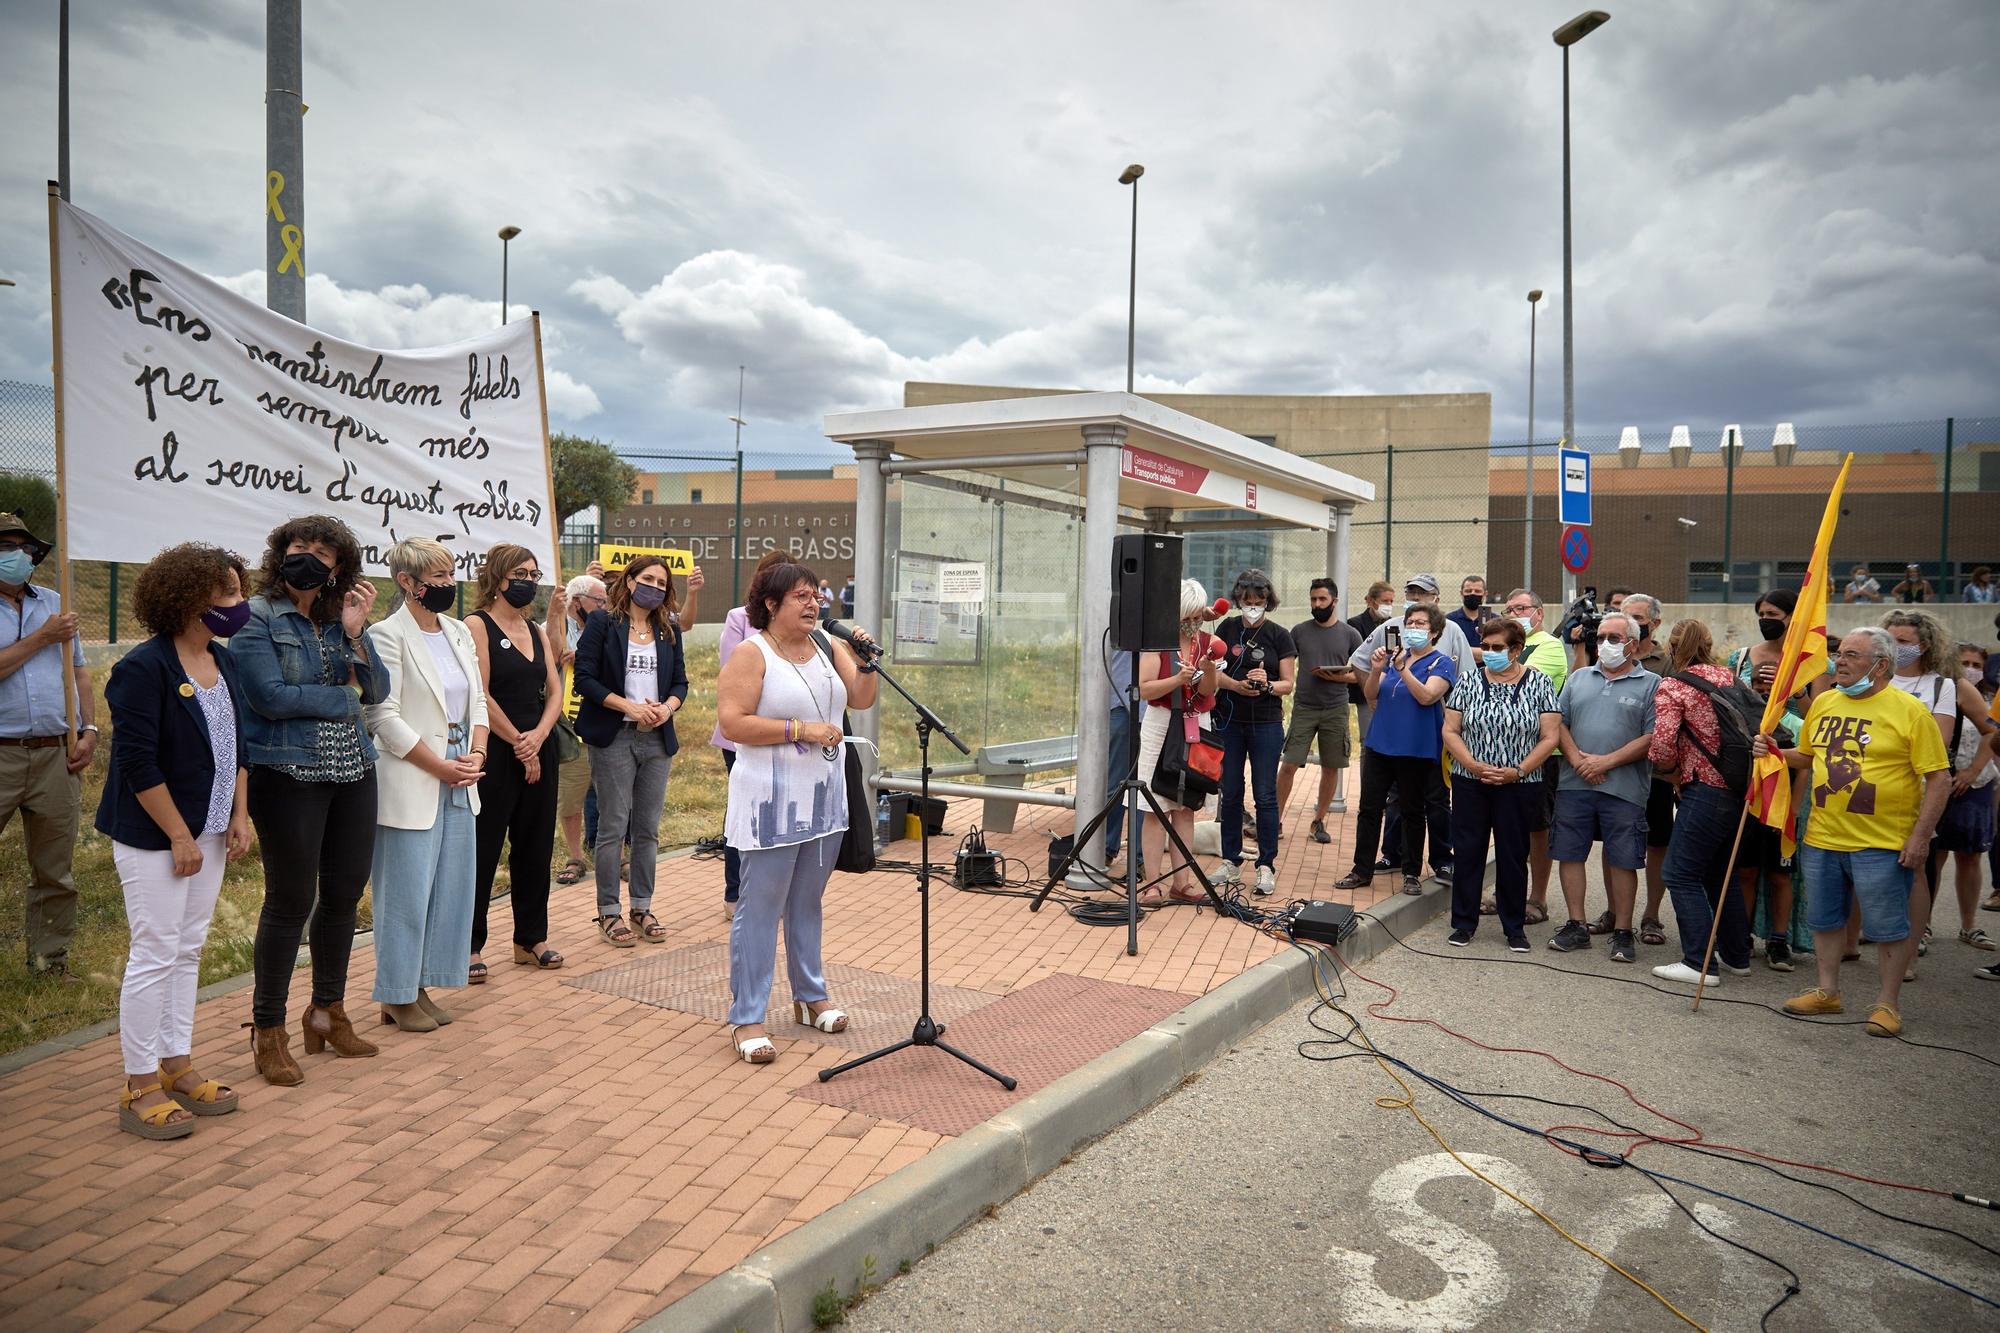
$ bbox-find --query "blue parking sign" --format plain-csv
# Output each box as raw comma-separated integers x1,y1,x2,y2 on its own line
1558,447,1591,527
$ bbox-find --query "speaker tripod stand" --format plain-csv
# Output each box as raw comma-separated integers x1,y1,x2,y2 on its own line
1030,676,1229,955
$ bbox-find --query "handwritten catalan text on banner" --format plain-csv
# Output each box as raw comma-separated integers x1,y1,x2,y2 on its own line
53,201,555,578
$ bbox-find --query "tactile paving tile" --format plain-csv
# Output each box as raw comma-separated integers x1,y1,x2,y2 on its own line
790,972,1194,1136
562,939,1005,1053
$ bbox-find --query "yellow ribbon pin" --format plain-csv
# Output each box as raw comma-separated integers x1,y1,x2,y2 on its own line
179,683,195,698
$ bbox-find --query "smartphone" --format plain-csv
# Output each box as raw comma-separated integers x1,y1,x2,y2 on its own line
1385,625,1401,651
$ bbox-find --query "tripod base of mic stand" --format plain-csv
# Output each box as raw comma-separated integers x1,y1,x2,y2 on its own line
818,1015,1018,1090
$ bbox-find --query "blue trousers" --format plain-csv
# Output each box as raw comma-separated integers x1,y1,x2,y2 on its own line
370,757,477,1004
1105,706,1135,861
1662,782,1753,971
1216,714,1284,869
728,831,840,1027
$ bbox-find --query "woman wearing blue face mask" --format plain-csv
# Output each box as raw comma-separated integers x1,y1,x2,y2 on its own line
98,544,256,1138
1338,603,1457,893
1439,617,1560,950
1883,609,1999,971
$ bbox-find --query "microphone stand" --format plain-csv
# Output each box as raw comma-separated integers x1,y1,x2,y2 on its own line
819,644,1017,1091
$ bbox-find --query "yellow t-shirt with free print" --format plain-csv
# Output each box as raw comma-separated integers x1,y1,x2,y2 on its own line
1796,683,1949,853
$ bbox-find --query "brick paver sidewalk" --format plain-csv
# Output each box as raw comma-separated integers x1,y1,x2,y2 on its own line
0,782,1386,1331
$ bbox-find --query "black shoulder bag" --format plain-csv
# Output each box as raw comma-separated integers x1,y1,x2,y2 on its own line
812,630,877,874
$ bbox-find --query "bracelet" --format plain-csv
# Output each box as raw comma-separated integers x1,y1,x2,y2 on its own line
469,747,487,756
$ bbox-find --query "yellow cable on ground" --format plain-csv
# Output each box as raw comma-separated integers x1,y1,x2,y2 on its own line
1307,947,1708,1332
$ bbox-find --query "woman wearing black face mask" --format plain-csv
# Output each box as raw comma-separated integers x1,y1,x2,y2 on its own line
465,543,565,976
233,515,388,1085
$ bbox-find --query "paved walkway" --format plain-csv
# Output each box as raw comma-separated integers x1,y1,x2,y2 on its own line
0,780,1384,1332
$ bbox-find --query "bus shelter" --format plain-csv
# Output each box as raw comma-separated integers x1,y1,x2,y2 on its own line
822,390,1375,855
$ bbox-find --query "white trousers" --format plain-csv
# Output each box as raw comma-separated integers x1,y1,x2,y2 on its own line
115,834,226,1076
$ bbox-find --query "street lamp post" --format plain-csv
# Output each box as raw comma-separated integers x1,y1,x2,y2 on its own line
730,364,747,607
1524,288,1542,589
498,225,521,324
1118,164,1144,392
1553,10,1609,602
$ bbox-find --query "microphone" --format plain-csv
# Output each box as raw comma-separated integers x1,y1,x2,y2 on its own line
821,618,882,659
1205,636,1228,661
1202,597,1232,621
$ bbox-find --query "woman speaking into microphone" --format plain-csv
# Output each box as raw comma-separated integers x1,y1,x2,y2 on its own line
715,562,878,1064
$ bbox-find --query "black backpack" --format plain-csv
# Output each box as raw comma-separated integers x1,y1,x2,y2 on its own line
1669,671,1767,796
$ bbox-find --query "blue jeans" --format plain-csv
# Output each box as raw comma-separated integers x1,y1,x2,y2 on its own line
1217,714,1285,868
1105,706,1136,861
1800,845,1913,942
369,745,477,1004
1660,782,1752,971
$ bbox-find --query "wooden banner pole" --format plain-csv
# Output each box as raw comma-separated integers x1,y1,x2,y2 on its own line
44,180,78,756
529,311,563,579
1690,797,1756,1011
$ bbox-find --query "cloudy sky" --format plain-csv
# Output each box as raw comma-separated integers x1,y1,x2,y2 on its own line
2,0,1995,461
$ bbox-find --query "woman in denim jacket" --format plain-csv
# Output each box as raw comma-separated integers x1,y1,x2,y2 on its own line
231,516,390,1085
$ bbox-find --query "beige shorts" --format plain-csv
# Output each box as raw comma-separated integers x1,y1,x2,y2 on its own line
557,743,592,819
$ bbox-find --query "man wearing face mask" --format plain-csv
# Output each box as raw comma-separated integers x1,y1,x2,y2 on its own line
1212,570,1297,895
1756,629,1950,1036
1446,575,1488,645
0,512,96,979
1281,578,1362,845
1546,611,1659,955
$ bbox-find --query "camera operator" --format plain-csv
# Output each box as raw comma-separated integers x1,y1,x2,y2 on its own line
1561,586,1630,670
1212,570,1296,896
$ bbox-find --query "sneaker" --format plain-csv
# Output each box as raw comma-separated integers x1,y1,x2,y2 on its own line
1976,962,2000,981
1215,862,1242,888
1402,875,1424,895
1652,961,1722,986
1506,934,1531,953
1718,958,1752,977
1374,855,1396,873
1310,820,1331,845
1865,1003,1902,1038
1548,920,1593,952
1447,928,1474,948
1334,871,1374,890
1609,929,1636,963
1918,926,1931,957
1959,928,1996,951
1765,938,1795,972
1254,865,1276,897
1429,863,1454,885
1782,987,1843,1015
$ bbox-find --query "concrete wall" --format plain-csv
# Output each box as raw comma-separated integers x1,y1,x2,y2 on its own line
1658,602,2000,665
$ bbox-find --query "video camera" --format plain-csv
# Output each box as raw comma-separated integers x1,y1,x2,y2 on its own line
1563,586,1603,647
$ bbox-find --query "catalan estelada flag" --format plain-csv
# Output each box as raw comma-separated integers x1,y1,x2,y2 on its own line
1748,453,1853,854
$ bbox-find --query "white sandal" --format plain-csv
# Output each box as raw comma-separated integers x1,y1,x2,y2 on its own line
731,1025,776,1064
793,1001,848,1033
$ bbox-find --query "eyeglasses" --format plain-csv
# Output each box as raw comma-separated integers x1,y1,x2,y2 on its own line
1504,604,1534,616
515,570,545,583
784,589,818,605
1480,642,1511,653
1599,633,1631,645
0,540,32,553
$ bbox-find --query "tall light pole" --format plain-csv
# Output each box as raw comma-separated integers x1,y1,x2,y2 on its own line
265,0,304,321
1553,9,1608,601
730,364,747,606
57,1,69,202
1523,288,1543,589
1119,164,1144,392
498,225,521,324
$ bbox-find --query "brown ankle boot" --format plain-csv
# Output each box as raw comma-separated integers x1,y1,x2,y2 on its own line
301,1002,380,1058
250,1024,303,1086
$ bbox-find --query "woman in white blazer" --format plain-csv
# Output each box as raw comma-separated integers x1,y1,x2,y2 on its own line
364,537,490,1032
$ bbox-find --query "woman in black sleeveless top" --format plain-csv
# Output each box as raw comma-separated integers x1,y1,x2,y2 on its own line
466,544,566,976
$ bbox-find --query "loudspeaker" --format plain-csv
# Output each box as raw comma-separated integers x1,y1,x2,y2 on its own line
1112,533,1183,652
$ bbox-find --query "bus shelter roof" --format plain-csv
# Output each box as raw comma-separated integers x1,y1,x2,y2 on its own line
823,390,1374,531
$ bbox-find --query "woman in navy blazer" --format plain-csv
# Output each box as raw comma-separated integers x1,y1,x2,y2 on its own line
573,555,689,946
96,544,254,1140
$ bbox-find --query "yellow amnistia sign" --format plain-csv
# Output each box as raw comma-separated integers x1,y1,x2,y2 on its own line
599,542,693,576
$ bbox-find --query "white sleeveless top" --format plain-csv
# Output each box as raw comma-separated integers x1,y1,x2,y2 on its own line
724,633,850,850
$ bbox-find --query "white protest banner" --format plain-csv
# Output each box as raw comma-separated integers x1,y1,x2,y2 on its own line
51,200,557,579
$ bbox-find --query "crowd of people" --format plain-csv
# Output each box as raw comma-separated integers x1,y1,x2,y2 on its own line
6,500,2000,1135
0,512,876,1138
1102,562,2000,1042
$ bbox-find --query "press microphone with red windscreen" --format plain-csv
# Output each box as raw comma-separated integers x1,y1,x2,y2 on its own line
1202,597,1232,621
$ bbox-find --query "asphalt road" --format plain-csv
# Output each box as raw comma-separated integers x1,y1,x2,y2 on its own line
846,880,2000,1333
